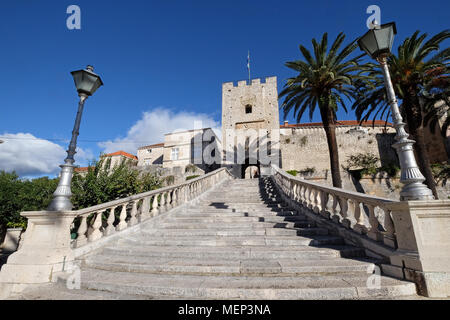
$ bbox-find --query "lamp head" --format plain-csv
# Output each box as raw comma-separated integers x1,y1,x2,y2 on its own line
70,65,103,96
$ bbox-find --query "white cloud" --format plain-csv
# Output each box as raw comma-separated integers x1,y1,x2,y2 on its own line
0,133,94,178
98,108,221,154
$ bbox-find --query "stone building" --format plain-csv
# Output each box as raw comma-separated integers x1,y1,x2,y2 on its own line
137,128,221,174
137,143,164,166
74,150,138,176
221,77,280,178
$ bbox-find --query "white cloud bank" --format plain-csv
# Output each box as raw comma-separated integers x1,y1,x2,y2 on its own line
98,108,221,154
0,133,93,178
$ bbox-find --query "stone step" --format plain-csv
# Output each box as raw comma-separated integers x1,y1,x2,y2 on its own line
83,255,377,276
117,235,345,247
156,220,317,229
163,215,310,224
100,244,365,260
141,227,328,237
172,211,300,218
74,268,417,299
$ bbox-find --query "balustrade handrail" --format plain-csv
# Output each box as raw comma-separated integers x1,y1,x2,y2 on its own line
74,167,232,215
271,165,398,206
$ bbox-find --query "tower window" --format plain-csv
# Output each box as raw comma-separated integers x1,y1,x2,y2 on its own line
245,104,252,114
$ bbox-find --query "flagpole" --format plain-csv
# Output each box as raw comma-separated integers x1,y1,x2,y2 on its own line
247,50,251,84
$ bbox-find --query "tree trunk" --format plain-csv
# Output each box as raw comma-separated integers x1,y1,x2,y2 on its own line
404,102,439,199
320,107,342,188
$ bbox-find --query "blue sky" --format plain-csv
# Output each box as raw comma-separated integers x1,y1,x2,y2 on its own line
0,0,449,177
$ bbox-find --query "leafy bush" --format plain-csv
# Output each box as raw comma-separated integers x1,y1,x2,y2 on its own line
185,175,200,181
185,164,197,173
164,175,175,185
379,162,400,178
0,171,59,233
344,153,379,176
0,158,162,235
71,158,161,210
344,153,400,180
299,167,315,175
286,170,298,176
431,162,450,186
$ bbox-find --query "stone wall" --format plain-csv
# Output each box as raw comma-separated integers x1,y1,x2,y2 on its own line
280,125,398,173
294,170,450,200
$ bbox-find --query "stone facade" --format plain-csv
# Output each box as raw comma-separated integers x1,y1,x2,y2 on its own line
279,121,398,173
137,143,164,166
221,77,280,177
162,128,221,173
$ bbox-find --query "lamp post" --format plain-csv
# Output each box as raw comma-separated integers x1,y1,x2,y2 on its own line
48,65,103,211
357,22,433,201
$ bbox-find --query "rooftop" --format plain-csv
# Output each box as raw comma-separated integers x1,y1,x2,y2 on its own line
138,143,164,150
280,120,393,128
102,150,138,160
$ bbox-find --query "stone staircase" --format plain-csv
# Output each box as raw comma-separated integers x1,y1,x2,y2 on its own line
10,178,418,299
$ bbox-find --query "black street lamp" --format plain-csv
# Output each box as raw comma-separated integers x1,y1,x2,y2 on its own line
48,66,103,211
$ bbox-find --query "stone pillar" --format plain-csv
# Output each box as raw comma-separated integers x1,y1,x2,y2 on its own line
384,200,450,297
0,211,78,298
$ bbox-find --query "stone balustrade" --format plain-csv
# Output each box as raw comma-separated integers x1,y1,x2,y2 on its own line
271,164,398,249
70,167,232,249
0,167,233,298
271,164,450,298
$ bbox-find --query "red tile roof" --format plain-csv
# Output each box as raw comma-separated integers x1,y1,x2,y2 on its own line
102,150,138,160
74,166,90,172
280,120,393,128
138,143,164,150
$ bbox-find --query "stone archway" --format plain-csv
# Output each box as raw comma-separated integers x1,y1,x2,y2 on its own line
241,158,260,179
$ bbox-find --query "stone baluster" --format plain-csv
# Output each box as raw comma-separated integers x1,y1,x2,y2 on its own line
166,190,172,209
353,201,367,234
104,206,117,236
171,188,177,205
140,196,151,221
160,192,166,213
320,191,330,219
128,200,138,226
312,189,320,213
116,204,128,231
152,194,159,216
366,204,381,241
88,210,104,242
331,195,341,223
339,197,352,228
76,215,88,247
381,208,396,248
343,199,356,229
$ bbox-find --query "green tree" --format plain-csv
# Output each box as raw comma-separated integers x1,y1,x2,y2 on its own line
71,157,161,210
279,32,372,188
353,30,450,199
0,171,59,233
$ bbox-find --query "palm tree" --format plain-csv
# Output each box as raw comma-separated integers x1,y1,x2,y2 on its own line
279,32,372,188
353,30,450,199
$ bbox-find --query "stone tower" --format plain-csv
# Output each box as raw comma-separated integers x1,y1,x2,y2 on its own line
221,77,280,177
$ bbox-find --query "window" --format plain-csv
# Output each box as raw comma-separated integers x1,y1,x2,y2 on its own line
245,104,252,114
144,159,151,165
171,148,179,160
147,149,152,153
